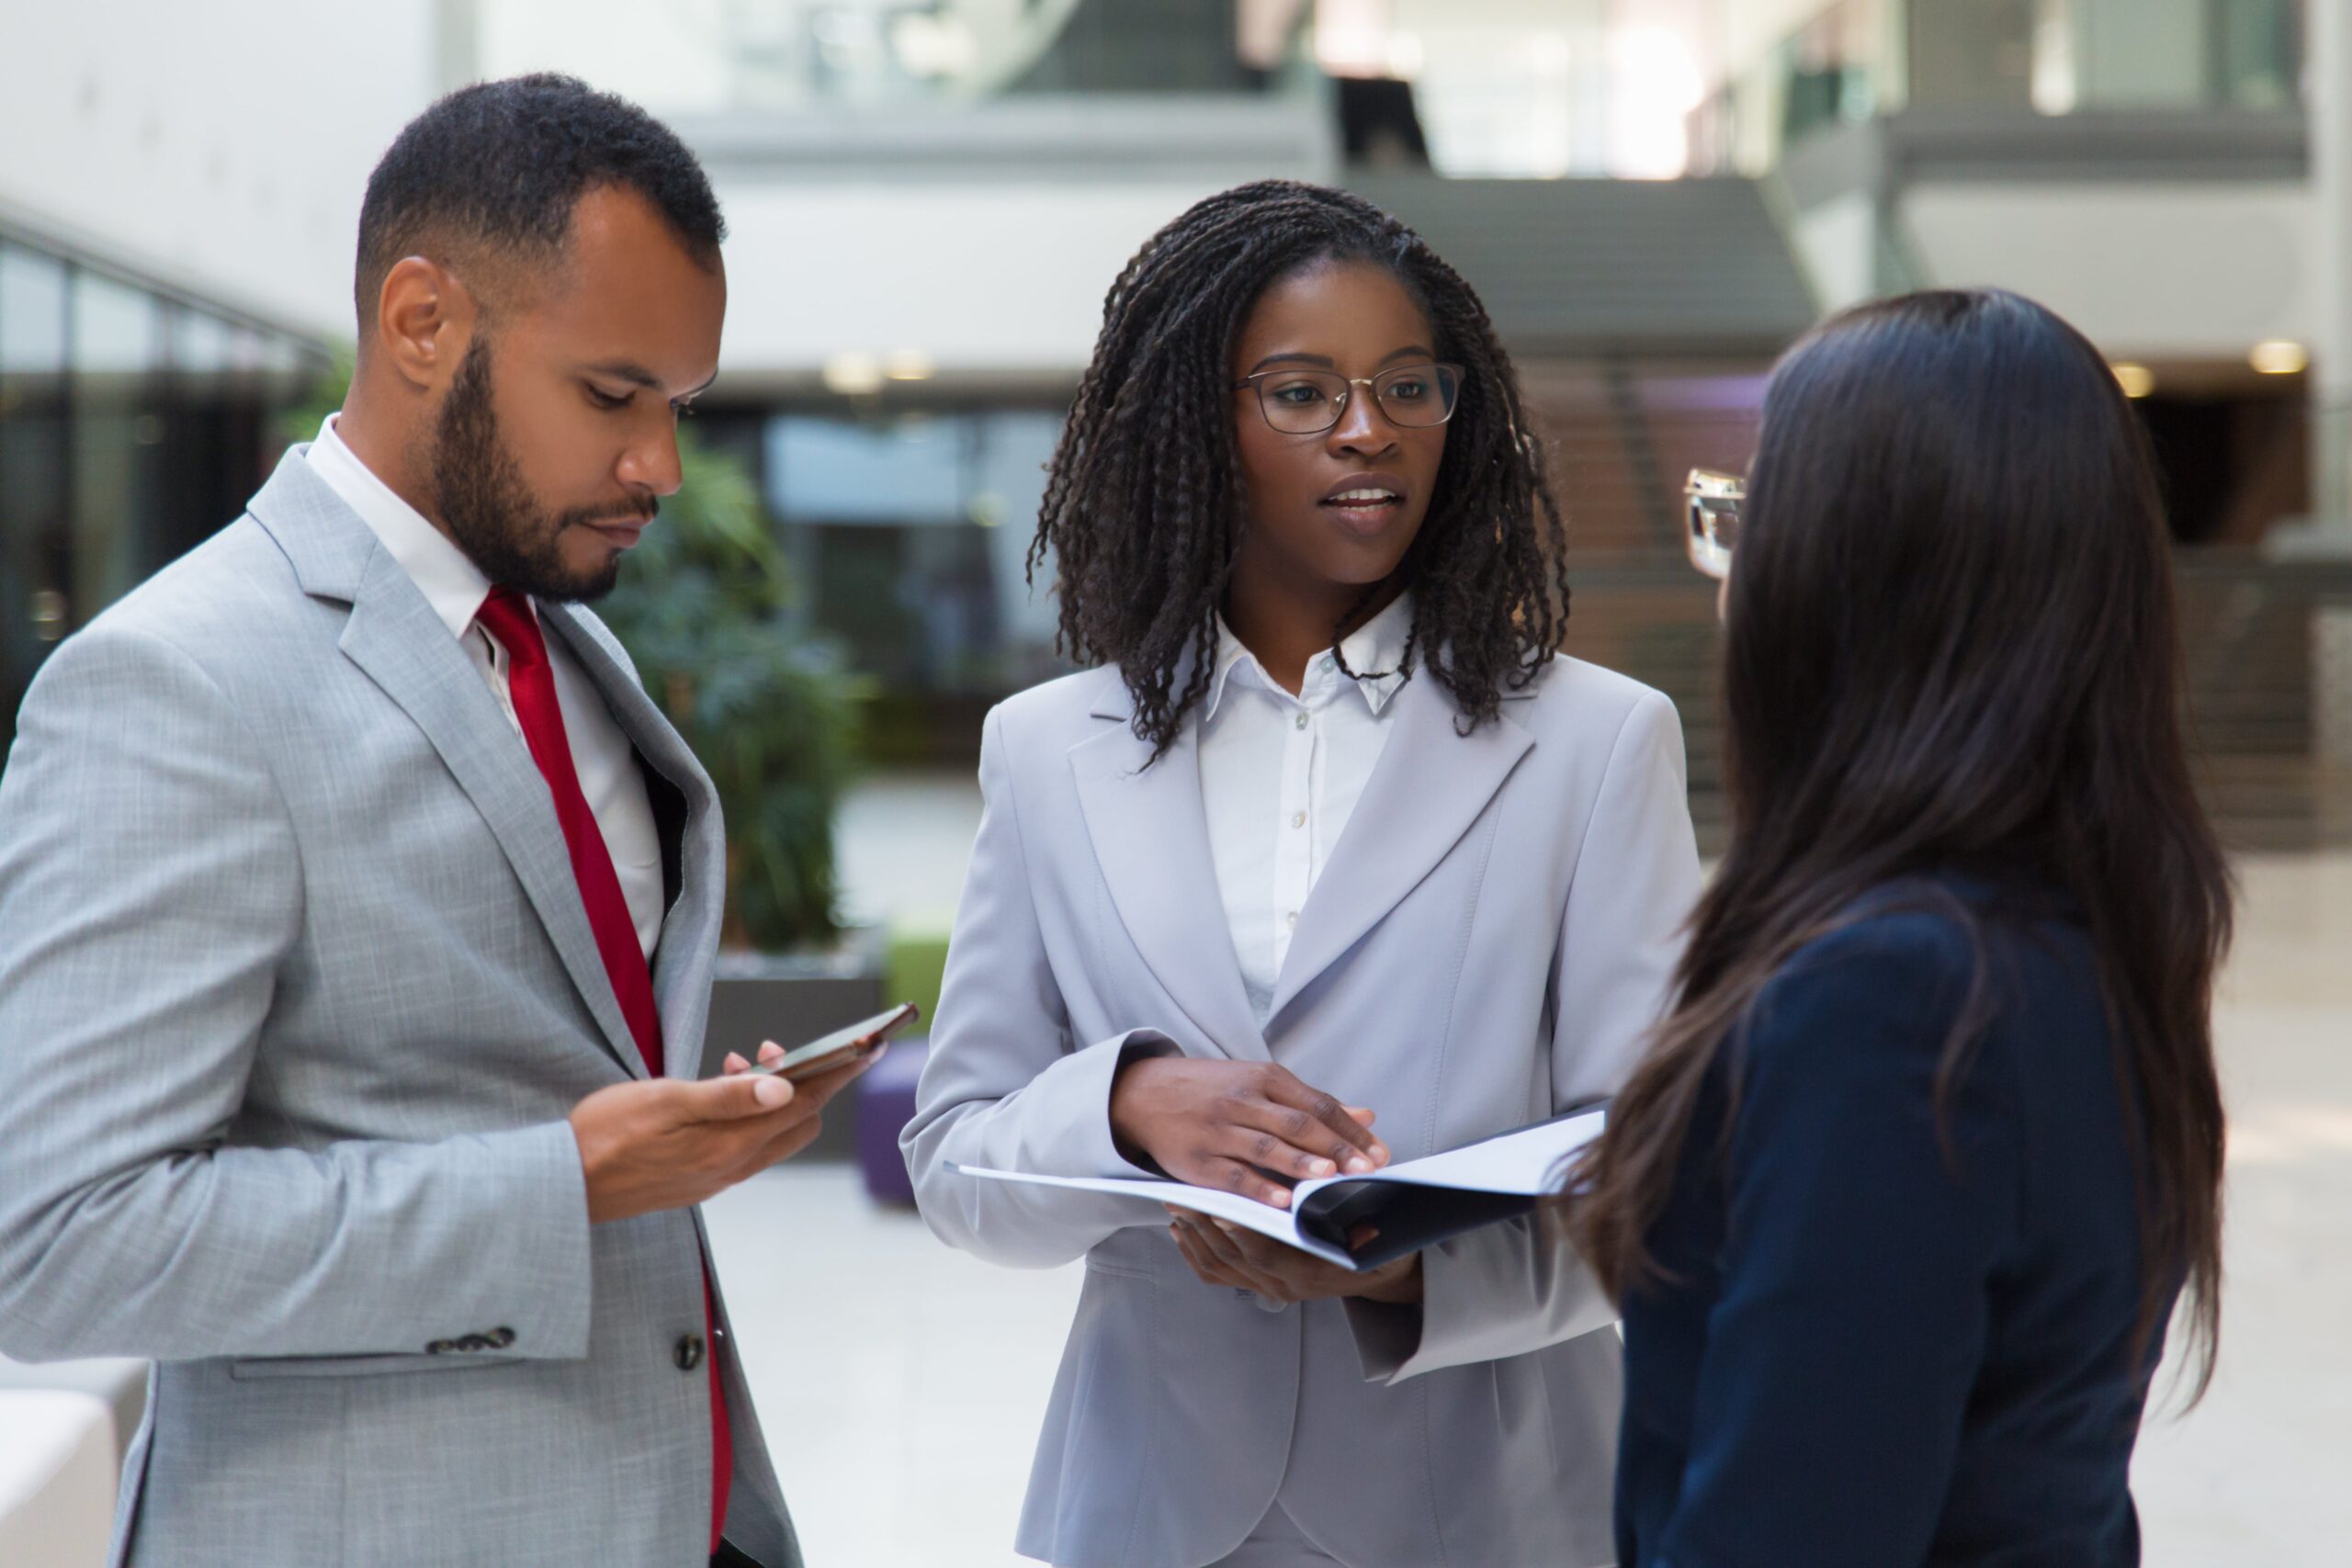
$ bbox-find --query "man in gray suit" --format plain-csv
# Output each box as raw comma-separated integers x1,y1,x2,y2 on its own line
0,75,850,1567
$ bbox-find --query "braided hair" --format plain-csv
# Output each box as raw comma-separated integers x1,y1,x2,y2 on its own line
1030,179,1570,759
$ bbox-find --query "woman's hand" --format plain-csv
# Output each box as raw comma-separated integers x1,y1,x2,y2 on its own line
1166,1208,1423,1305
1108,1056,1388,1207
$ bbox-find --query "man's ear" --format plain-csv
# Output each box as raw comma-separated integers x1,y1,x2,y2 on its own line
369,256,481,392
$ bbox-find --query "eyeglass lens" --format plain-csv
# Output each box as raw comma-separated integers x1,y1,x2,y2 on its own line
1256,365,1461,434
1683,470,1744,581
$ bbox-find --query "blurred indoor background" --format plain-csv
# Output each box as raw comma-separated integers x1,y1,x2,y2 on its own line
1,3,2346,1564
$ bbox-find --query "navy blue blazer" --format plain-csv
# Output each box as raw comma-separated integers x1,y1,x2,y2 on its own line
1616,876,2173,1567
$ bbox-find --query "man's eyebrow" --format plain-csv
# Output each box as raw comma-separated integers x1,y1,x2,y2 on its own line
583,361,718,399
1242,345,1439,376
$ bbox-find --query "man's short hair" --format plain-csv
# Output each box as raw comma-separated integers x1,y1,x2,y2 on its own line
355,73,724,329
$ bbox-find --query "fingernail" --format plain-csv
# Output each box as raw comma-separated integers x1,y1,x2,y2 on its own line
752,1077,789,1107
1307,1157,1334,1177
1345,1156,1374,1174
1372,1145,1390,1163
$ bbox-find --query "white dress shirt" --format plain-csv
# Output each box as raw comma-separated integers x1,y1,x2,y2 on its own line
1197,592,1413,1022
305,415,666,961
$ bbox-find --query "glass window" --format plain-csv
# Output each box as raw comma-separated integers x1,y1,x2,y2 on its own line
0,244,68,374
71,271,164,376
770,413,969,525
168,306,234,376
1,244,74,752
973,411,1063,651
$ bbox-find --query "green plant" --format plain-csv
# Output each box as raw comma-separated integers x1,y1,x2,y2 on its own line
886,931,952,1031
597,431,862,951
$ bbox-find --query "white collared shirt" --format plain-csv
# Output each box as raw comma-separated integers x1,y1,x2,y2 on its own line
1197,592,1413,1022
306,415,666,961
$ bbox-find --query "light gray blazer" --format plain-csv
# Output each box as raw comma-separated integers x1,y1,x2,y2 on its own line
0,452,797,1568
901,655,1703,1568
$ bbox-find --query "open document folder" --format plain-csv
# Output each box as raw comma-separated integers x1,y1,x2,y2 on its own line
954,1103,1607,1272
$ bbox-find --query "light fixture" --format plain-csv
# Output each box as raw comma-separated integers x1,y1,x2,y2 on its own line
2111,362,2154,399
884,350,935,382
821,351,884,396
2250,340,2308,376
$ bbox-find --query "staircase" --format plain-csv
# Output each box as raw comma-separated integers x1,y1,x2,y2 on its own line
1555,556,2352,857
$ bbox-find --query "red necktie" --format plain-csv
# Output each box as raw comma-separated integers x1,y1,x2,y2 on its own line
474,587,733,1553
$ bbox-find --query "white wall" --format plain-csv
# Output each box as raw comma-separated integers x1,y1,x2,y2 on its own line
1791,189,1879,312
716,178,1239,377
1900,183,2312,357
0,1,442,339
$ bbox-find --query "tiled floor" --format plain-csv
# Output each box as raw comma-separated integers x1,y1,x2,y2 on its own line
708,833,2352,1567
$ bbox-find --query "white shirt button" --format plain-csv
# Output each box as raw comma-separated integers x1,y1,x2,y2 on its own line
1291,811,1306,829
1294,711,1309,730
1285,910,1298,928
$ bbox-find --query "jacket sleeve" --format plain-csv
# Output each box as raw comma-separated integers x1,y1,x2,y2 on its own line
899,703,1173,1269
1348,687,1702,1381
0,624,594,1364
1653,920,2019,1566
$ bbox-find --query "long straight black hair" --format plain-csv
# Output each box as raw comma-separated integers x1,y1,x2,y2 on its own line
1571,288,2232,1393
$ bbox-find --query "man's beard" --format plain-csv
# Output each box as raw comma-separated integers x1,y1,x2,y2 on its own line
428,338,650,603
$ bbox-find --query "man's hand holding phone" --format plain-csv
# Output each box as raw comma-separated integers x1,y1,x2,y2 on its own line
567,1005,918,1224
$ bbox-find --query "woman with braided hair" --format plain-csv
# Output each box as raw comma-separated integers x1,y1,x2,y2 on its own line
901,180,1702,1567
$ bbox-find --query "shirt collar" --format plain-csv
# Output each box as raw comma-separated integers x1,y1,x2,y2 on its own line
1204,591,1415,723
305,413,497,642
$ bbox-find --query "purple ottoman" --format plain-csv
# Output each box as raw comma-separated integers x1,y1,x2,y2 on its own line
855,1041,928,1206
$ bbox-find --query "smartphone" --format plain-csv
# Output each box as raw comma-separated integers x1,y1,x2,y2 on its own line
738,1002,921,1084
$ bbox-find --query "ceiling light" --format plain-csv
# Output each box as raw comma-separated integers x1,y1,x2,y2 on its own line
2249,340,2308,376
884,350,935,382
821,352,883,396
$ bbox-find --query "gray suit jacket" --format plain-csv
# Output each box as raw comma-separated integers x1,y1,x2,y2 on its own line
901,657,1703,1568
0,452,798,1568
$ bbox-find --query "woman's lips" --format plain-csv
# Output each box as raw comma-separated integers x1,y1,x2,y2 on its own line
1320,488,1405,536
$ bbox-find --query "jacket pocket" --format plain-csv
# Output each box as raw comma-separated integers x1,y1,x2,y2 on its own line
226,1351,524,1381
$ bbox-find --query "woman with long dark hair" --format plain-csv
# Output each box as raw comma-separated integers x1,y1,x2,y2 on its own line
1573,288,2232,1566
900,180,1702,1567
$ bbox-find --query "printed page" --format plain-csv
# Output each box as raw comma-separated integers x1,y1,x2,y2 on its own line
952,1166,1352,1265
1291,1104,1608,1204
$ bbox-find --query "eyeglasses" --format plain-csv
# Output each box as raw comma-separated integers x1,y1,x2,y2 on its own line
1232,362,1464,435
1683,468,1744,581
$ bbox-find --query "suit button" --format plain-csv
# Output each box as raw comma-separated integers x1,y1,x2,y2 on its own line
458,1335,492,1352
425,1339,456,1355
674,1334,705,1371
488,1327,516,1348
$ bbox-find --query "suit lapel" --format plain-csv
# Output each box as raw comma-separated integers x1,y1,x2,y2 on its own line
334,550,650,1078
539,604,725,1081
1263,671,1535,1027
247,449,647,1079
1069,675,1269,1062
